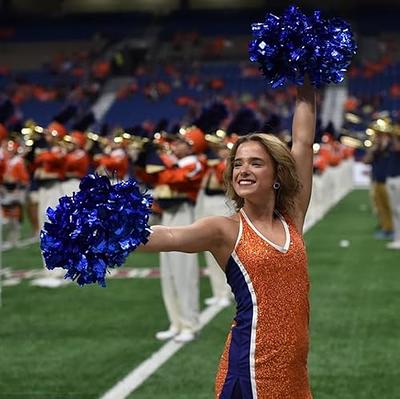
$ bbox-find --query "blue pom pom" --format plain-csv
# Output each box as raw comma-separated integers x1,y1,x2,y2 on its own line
40,174,153,287
249,5,357,87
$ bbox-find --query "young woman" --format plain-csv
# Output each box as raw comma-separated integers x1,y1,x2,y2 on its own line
141,79,316,398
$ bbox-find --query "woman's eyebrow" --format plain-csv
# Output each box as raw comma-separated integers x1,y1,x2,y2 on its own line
234,157,265,162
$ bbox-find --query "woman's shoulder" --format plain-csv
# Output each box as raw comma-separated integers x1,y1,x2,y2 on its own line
202,214,241,269
198,213,240,245
201,213,240,231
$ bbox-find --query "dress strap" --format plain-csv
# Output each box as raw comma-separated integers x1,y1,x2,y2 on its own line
233,212,243,252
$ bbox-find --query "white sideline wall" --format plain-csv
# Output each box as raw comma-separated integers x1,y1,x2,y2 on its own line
304,159,355,232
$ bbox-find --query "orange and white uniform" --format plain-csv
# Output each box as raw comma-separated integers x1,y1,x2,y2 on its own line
215,210,311,399
33,145,65,231
1,152,29,186
64,148,89,178
153,151,206,334
153,152,205,208
1,150,29,216
34,146,65,181
1,143,29,244
61,148,90,197
195,156,232,305
95,148,129,181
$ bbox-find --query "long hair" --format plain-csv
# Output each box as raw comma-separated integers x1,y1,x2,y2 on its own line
224,133,301,214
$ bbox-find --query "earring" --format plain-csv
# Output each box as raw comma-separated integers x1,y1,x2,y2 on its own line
273,182,280,190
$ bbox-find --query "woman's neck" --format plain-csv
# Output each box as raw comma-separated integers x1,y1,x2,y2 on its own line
242,197,276,223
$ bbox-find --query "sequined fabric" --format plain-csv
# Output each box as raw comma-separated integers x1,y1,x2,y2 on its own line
215,211,312,399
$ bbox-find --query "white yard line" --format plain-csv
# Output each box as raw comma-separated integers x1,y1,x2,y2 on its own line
1,236,38,252
100,304,224,399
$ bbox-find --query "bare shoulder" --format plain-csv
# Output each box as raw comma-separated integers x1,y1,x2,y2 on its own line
206,213,240,271
221,213,241,239
194,214,238,242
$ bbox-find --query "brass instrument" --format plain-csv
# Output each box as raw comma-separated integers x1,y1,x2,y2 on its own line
205,129,235,150
368,117,394,135
205,129,226,146
339,125,376,149
339,135,373,149
86,131,109,147
20,120,46,149
339,112,385,149
109,129,174,162
344,112,362,124
113,129,150,150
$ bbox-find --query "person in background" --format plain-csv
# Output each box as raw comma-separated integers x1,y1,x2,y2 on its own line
363,120,394,240
33,130,66,234
195,135,234,308
94,138,129,182
0,139,29,245
30,130,67,288
386,125,400,249
143,127,208,343
61,131,90,197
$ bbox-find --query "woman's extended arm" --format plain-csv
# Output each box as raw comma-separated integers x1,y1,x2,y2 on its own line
290,77,317,228
140,215,226,254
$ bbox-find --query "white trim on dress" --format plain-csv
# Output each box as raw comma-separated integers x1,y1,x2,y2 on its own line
232,251,258,399
239,209,290,253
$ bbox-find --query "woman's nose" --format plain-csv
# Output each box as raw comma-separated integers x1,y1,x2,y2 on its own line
239,165,250,175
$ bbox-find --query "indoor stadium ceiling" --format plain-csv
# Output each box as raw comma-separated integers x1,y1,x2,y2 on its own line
3,0,400,16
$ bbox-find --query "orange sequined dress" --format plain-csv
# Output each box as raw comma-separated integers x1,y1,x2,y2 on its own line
215,209,312,399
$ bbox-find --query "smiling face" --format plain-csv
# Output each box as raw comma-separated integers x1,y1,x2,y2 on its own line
232,140,276,203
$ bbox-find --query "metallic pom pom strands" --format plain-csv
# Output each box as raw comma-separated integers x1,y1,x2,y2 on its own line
40,174,153,287
249,5,357,88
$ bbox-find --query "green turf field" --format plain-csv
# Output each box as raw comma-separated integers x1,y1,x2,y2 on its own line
0,189,399,398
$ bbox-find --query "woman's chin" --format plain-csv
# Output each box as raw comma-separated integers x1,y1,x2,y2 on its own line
235,188,257,200
235,183,259,194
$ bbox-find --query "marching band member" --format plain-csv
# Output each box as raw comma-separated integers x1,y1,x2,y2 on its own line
386,125,400,249
61,131,90,197
195,134,234,308
23,122,48,238
150,127,207,343
0,139,29,245
363,120,394,240
33,130,66,236
94,138,129,182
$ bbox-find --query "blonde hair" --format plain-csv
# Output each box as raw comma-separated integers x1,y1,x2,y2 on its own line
224,133,301,214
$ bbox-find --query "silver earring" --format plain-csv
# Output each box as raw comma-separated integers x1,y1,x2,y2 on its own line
273,182,280,190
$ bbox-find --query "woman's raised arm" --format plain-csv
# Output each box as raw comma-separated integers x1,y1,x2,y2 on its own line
290,77,317,227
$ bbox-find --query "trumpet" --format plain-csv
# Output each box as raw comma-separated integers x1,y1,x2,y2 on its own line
20,120,46,149
339,128,375,149
205,129,235,150
154,131,179,142
111,130,174,158
205,129,226,146
368,117,394,135
113,130,150,150
87,131,110,147
344,112,362,124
